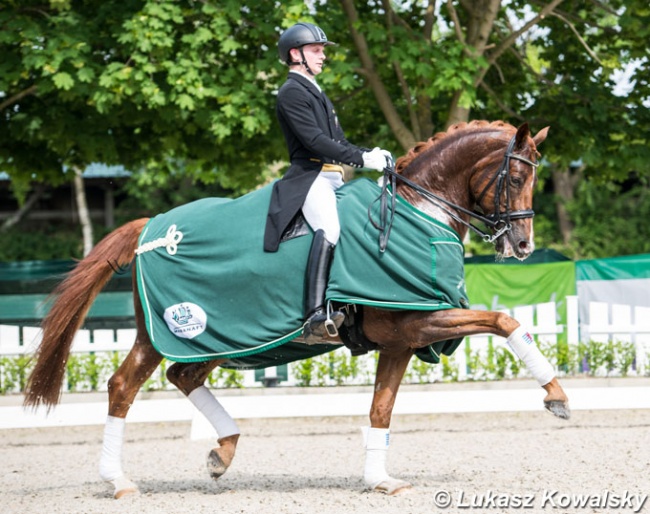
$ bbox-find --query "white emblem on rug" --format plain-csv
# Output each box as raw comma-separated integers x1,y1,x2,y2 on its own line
163,302,207,339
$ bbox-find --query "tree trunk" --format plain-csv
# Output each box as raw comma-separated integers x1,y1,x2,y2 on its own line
73,166,94,256
0,183,45,232
551,165,582,245
340,0,417,151
445,0,501,127
446,90,471,127
445,0,565,127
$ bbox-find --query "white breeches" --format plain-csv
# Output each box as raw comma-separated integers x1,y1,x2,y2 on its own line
302,172,344,245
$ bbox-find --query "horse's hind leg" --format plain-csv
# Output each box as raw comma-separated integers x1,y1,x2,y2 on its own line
101,335,162,499
363,349,414,495
166,360,240,481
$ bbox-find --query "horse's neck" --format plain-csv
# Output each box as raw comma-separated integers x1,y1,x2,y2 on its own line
397,164,472,237
396,131,508,235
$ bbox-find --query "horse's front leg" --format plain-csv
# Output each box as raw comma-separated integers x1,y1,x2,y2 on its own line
364,349,414,495
166,360,240,481
369,308,570,419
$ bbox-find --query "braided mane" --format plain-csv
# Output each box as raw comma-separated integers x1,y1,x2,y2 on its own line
395,120,515,174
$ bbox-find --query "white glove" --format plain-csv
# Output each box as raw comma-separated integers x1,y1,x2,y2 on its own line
362,147,390,171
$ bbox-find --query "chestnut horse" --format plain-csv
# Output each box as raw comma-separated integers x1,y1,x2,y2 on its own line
24,120,570,499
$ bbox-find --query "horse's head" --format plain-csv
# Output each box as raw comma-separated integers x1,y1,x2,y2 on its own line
470,122,549,260
394,120,549,261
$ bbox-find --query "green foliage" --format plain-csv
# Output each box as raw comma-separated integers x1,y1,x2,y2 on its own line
143,358,168,391
291,358,315,387
0,224,110,261
1,336,646,396
67,353,110,392
1,0,291,195
291,351,367,387
1,0,649,261
466,347,483,380
555,340,576,374
616,341,638,377
567,182,650,259
0,354,32,394
207,368,244,389
327,351,360,386
313,357,331,387
405,357,436,384
493,346,521,381
440,354,459,382
466,342,523,381
577,339,639,377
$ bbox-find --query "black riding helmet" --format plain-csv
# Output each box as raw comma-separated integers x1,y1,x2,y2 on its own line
278,22,335,71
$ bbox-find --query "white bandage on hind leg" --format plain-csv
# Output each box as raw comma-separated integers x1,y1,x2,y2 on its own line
99,415,126,481
188,385,240,439
506,326,555,386
361,427,391,489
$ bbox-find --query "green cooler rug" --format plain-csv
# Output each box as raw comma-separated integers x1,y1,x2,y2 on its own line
135,178,469,369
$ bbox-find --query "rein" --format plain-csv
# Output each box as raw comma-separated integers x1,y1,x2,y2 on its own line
369,134,539,252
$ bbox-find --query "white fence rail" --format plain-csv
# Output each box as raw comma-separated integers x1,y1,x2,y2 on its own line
1,296,649,389
0,325,136,356
583,302,650,375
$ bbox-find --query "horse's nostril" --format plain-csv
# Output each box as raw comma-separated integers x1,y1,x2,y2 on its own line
518,240,530,251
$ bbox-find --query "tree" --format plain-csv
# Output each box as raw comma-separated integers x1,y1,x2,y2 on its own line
0,0,293,240
318,0,649,254
1,0,300,251
1,0,648,258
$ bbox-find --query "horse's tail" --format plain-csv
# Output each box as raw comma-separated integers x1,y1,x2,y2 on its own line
23,218,150,411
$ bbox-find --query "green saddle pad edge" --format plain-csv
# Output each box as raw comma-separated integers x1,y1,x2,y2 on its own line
135,178,468,369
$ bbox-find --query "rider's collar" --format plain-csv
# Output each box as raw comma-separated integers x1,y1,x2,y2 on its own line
289,70,321,92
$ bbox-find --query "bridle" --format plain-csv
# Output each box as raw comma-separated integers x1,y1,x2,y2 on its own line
370,133,539,252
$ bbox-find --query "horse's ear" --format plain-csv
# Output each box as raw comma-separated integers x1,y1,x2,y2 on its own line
514,122,530,150
532,126,550,147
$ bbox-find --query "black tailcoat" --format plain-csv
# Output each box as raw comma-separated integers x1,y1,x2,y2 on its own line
264,73,366,252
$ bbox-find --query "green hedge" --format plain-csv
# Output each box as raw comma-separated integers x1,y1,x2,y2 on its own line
0,352,244,394
0,340,645,395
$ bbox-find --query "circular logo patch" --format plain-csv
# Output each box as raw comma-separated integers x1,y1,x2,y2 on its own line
163,302,207,339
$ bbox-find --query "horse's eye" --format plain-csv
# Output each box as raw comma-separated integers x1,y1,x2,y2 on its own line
510,176,524,187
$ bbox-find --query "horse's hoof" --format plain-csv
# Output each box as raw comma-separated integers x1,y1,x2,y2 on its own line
114,487,139,500
372,478,413,496
108,476,139,499
544,399,571,420
207,448,228,481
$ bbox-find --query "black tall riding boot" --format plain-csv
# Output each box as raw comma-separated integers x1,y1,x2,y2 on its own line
302,229,345,343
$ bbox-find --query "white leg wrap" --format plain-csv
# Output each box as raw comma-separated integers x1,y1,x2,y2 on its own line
99,415,126,482
188,385,240,439
361,427,391,489
507,326,555,386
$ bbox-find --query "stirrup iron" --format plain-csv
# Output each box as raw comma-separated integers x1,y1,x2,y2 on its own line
324,317,339,337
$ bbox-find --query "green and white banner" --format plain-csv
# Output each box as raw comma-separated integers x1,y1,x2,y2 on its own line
464,261,576,333
576,253,650,329
464,252,650,344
